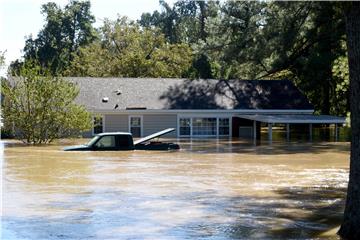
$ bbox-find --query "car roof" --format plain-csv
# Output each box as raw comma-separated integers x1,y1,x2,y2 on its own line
96,132,132,136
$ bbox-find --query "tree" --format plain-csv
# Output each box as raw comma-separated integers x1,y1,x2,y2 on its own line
1,61,91,144
332,50,350,116
11,1,96,75
338,2,360,239
1,51,6,134
202,1,348,115
202,0,268,79
66,17,193,77
139,0,217,78
288,2,346,115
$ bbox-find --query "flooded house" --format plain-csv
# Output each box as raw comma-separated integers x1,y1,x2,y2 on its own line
69,78,345,140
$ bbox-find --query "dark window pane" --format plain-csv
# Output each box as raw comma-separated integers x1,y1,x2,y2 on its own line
192,118,216,136
131,117,141,127
219,118,229,136
131,127,141,137
94,116,103,134
219,118,229,127
180,127,190,136
219,127,229,135
95,136,116,148
179,118,191,136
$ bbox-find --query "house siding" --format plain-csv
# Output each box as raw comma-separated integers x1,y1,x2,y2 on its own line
91,114,177,137
104,114,128,132
143,114,177,137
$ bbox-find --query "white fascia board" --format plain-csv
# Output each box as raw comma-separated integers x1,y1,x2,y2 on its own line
89,109,315,115
238,115,346,124
266,120,346,124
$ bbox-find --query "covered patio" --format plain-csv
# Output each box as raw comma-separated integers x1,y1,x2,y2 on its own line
236,114,346,143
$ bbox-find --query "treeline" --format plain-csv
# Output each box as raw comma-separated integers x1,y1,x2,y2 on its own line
10,0,349,116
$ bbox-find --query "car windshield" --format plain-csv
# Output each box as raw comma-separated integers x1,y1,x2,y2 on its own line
86,135,100,146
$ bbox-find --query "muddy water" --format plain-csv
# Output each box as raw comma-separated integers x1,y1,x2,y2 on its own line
1,139,349,239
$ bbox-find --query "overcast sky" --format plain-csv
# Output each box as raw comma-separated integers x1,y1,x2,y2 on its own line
0,0,175,76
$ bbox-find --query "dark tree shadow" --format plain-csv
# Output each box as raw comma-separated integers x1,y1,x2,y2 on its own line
227,79,313,109
170,186,346,239
268,186,346,238
159,79,313,110
159,79,228,109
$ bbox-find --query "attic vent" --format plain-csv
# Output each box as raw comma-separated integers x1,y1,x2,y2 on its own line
102,97,109,103
126,107,147,110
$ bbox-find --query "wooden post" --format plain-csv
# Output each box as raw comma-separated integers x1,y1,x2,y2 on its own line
253,120,257,145
268,123,273,143
309,123,313,142
286,123,290,142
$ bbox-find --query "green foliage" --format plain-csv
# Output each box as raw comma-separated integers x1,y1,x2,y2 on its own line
203,1,267,79
139,0,216,78
11,0,96,75
1,61,91,144
201,1,348,115
66,17,193,77
287,2,346,115
332,53,350,116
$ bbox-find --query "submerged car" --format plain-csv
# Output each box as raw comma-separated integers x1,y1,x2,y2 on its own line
63,128,180,151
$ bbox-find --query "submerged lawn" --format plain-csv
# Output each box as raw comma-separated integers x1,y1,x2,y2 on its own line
1,139,349,239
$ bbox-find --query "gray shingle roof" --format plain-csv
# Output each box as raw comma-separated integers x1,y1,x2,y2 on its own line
66,78,314,110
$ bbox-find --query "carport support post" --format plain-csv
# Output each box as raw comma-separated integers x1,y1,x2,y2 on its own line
309,123,313,142
268,123,273,143
286,123,290,142
253,120,257,145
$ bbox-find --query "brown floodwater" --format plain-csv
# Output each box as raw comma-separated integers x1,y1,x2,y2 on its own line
1,138,350,239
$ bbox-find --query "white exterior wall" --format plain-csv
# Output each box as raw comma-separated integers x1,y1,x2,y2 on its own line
101,112,233,138
87,109,314,138
102,113,177,137
104,114,128,132
143,114,177,137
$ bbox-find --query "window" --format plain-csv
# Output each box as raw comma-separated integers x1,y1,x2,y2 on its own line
179,118,191,136
178,117,231,137
93,116,103,134
219,118,230,135
130,116,142,137
192,118,217,136
95,136,116,148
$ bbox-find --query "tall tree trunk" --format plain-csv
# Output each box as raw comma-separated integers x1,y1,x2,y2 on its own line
339,2,360,239
198,1,207,41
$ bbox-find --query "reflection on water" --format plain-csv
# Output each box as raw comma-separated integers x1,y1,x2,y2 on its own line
1,139,349,239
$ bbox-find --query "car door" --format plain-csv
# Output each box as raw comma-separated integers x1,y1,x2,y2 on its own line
116,135,135,150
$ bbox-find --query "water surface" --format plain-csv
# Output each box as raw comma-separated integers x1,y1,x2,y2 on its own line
1,139,349,239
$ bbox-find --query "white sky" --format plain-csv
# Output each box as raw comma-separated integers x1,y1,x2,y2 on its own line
0,0,175,76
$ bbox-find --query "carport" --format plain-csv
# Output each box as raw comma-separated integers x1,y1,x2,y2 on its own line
237,114,346,143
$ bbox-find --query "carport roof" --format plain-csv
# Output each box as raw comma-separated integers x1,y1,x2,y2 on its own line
237,114,346,124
